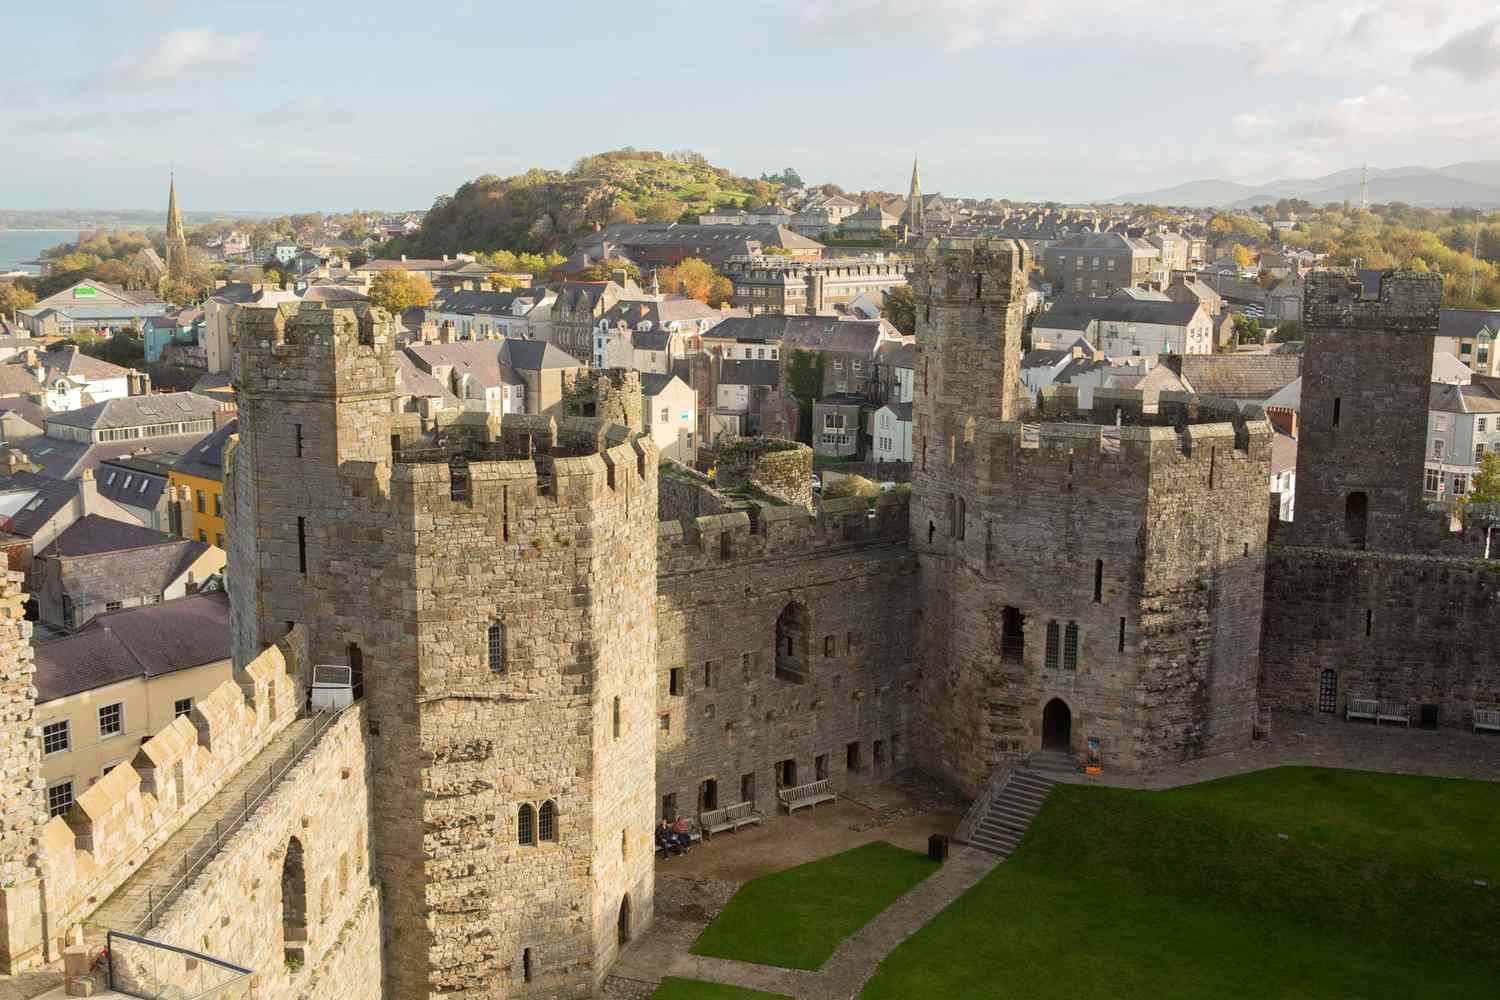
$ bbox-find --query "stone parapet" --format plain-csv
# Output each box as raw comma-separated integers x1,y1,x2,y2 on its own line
30,632,304,963
0,571,43,973
1302,269,1443,332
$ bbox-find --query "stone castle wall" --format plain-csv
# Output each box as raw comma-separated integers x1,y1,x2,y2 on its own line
0,572,44,973
114,706,377,1000
712,440,814,510
655,495,916,817
1262,269,1500,726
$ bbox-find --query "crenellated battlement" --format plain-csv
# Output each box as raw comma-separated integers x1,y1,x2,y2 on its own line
233,302,396,399
1302,268,1442,332
32,631,304,961
910,236,1031,305
658,493,910,575
1020,385,1270,467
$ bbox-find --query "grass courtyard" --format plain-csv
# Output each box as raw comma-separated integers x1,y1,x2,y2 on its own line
861,767,1500,999
650,979,791,1000
690,841,938,970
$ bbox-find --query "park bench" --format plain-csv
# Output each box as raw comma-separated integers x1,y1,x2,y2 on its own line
1345,698,1379,723
654,818,702,859
1376,701,1411,726
777,779,837,814
1474,709,1500,734
699,801,764,839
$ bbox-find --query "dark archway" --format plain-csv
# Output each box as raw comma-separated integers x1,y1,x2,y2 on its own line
1042,699,1072,751
775,602,811,682
1344,492,1368,549
282,837,307,963
617,894,632,947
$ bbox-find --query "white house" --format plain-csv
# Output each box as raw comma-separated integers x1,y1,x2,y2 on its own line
1426,378,1500,503
1033,296,1213,356
641,373,697,463
872,402,912,463
426,288,556,343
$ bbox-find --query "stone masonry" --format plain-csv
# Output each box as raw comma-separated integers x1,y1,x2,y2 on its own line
0,572,43,974
909,237,1271,791
1261,270,1500,726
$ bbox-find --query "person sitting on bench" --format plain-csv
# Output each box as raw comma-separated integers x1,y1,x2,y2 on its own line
672,816,694,851
657,819,686,855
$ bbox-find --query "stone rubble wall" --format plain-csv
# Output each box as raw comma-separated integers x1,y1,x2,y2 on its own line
116,705,377,1000
658,494,910,575
712,440,814,510
0,571,44,973
657,461,731,523
31,632,303,963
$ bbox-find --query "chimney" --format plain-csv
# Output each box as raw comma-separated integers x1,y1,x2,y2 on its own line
440,320,456,344
79,468,100,516
1267,407,1298,440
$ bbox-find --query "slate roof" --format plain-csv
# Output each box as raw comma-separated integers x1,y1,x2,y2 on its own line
601,296,723,329
299,285,367,303
38,516,211,610
1430,380,1500,414
1439,308,1500,340
431,290,527,316
499,338,583,371
1177,355,1301,400
639,373,685,397
0,472,79,537
1271,431,1297,477
1038,295,1202,330
97,459,170,511
173,419,238,482
876,341,917,370
42,350,133,382
403,343,523,389
711,315,889,355
880,401,913,421
631,330,671,352
33,592,231,703
1046,232,1158,253
1021,348,1070,369
719,359,781,387
394,352,461,405
44,393,220,432
7,432,208,481
0,397,48,434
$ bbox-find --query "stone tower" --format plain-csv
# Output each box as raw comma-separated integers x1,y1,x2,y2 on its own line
905,157,924,237
0,572,45,973
164,174,188,283
227,302,659,997
911,238,1269,790
1291,269,1443,553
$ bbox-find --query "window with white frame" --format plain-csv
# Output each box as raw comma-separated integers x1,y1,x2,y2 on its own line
824,413,845,430
1433,439,1445,459
42,720,69,755
1455,473,1469,495
1478,444,1487,462
47,780,73,818
175,697,193,718
1426,468,1441,492
1479,418,1488,432
98,702,123,738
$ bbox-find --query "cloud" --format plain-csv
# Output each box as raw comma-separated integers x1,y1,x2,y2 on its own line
1232,112,1276,137
19,109,192,134
1267,85,1500,149
1413,18,1500,81
78,29,259,92
255,98,357,127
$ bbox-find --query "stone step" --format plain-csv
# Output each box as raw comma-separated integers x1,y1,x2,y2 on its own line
983,810,1037,831
968,833,1015,856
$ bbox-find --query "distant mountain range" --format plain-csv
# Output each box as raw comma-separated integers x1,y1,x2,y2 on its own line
1108,162,1500,209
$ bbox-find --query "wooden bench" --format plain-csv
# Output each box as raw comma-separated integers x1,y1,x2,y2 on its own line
1345,698,1379,723
1474,709,1500,734
777,779,837,814
1377,701,1411,726
655,819,702,858
699,801,764,839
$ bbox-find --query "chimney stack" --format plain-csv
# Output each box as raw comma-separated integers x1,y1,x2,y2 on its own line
79,468,99,516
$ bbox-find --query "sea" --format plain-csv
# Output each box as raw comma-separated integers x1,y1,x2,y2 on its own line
0,230,81,274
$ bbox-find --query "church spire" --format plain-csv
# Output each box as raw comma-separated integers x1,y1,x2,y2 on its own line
905,156,924,237
165,173,188,282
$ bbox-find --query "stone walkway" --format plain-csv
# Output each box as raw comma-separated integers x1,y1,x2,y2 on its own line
87,715,316,936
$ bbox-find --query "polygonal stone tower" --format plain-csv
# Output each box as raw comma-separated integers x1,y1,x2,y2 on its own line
228,303,658,997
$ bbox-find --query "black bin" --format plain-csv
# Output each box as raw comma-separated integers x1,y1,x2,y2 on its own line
928,833,949,863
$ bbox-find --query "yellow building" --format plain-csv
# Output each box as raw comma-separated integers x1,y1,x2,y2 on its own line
33,593,232,816
170,419,236,549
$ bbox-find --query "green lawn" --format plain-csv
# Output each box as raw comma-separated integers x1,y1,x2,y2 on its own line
862,767,1500,999
650,978,791,1000
691,841,938,971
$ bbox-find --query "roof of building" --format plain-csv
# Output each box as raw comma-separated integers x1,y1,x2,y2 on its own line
1046,232,1159,254
1112,287,1171,301
43,392,220,432
38,516,211,610
0,396,48,433
602,295,724,329
1106,364,1190,395
719,358,781,387
640,373,686,397
430,289,529,316
711,315,890,355
6,432,208,481
0,471,80,537
1271,430,1297,477
97,459,170,511
39,349,133,382
879,401,913,421
173,419,238,482
876,341,917,370
393,351,461,405
403,343,524,389
1177,355,1301,400
1038,296,1202,331
1432,352,1473,385
1021,348,1070,369
1430,380,1500,414
499,338,583,371
299,285,367,303
33,592,231,703
1439,307,1500,340
815,392,876,407
1263,376,1301,411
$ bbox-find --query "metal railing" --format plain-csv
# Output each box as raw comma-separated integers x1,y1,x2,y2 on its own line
953,757,1024,845
130,707,343,935
107,930,253,1000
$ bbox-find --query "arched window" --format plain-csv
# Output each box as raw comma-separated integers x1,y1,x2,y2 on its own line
538,800,557,843
517,804,535,846
282,837,307,963
612,696,621,740
1063,622,1079,671
488,623,505,674
1044,621,1060,670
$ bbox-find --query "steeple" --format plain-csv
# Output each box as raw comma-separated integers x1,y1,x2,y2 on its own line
164,173,188,281
905,156,924,237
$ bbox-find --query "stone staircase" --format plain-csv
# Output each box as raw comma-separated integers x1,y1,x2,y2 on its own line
965,766,1058,858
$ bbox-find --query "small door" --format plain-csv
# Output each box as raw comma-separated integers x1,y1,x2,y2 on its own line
1318,669,1337,714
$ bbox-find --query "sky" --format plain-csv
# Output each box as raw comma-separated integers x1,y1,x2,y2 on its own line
3,0,1500,212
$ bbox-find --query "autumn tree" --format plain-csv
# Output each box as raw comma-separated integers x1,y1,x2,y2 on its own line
1232,244,1254,269
656,258,718,302
643,197,685,223
608,202,639,225
0,283,37,321
369,268,436,313
706,275,733,308
881,285,916,334
1461,451,1500,512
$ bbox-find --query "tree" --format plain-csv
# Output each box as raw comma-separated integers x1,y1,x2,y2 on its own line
882,285,916,334
823,474,879,500
346,248,369,267
575,258,641,283
159,278,200,307
369,268,436,313
0,283,37,321
706,275,733,308
643,197,685,222
1231,313,1262,346
1269,320,1303,342
784,349,825,443
1232,244,1254,269
656,258,718,302
608,202,639,225
1460,452,1500,514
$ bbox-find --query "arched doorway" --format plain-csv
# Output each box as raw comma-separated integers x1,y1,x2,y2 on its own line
1042,699,1071,751
282,837,307,963
617,894,632,947
774,602,810,682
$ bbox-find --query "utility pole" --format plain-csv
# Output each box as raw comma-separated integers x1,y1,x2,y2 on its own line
1359,164,1369,213
1472,225,1480,303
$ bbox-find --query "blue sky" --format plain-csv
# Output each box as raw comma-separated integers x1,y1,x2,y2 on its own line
3,0,1499,212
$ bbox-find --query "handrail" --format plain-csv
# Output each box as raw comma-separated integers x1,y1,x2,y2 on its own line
130,707,343,935
107,929,253,1000
953,757,1023,844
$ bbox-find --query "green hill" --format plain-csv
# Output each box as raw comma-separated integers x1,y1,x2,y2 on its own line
387,149,777,257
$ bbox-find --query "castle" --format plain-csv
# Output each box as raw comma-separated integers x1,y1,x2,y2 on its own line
0,240,1493,999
